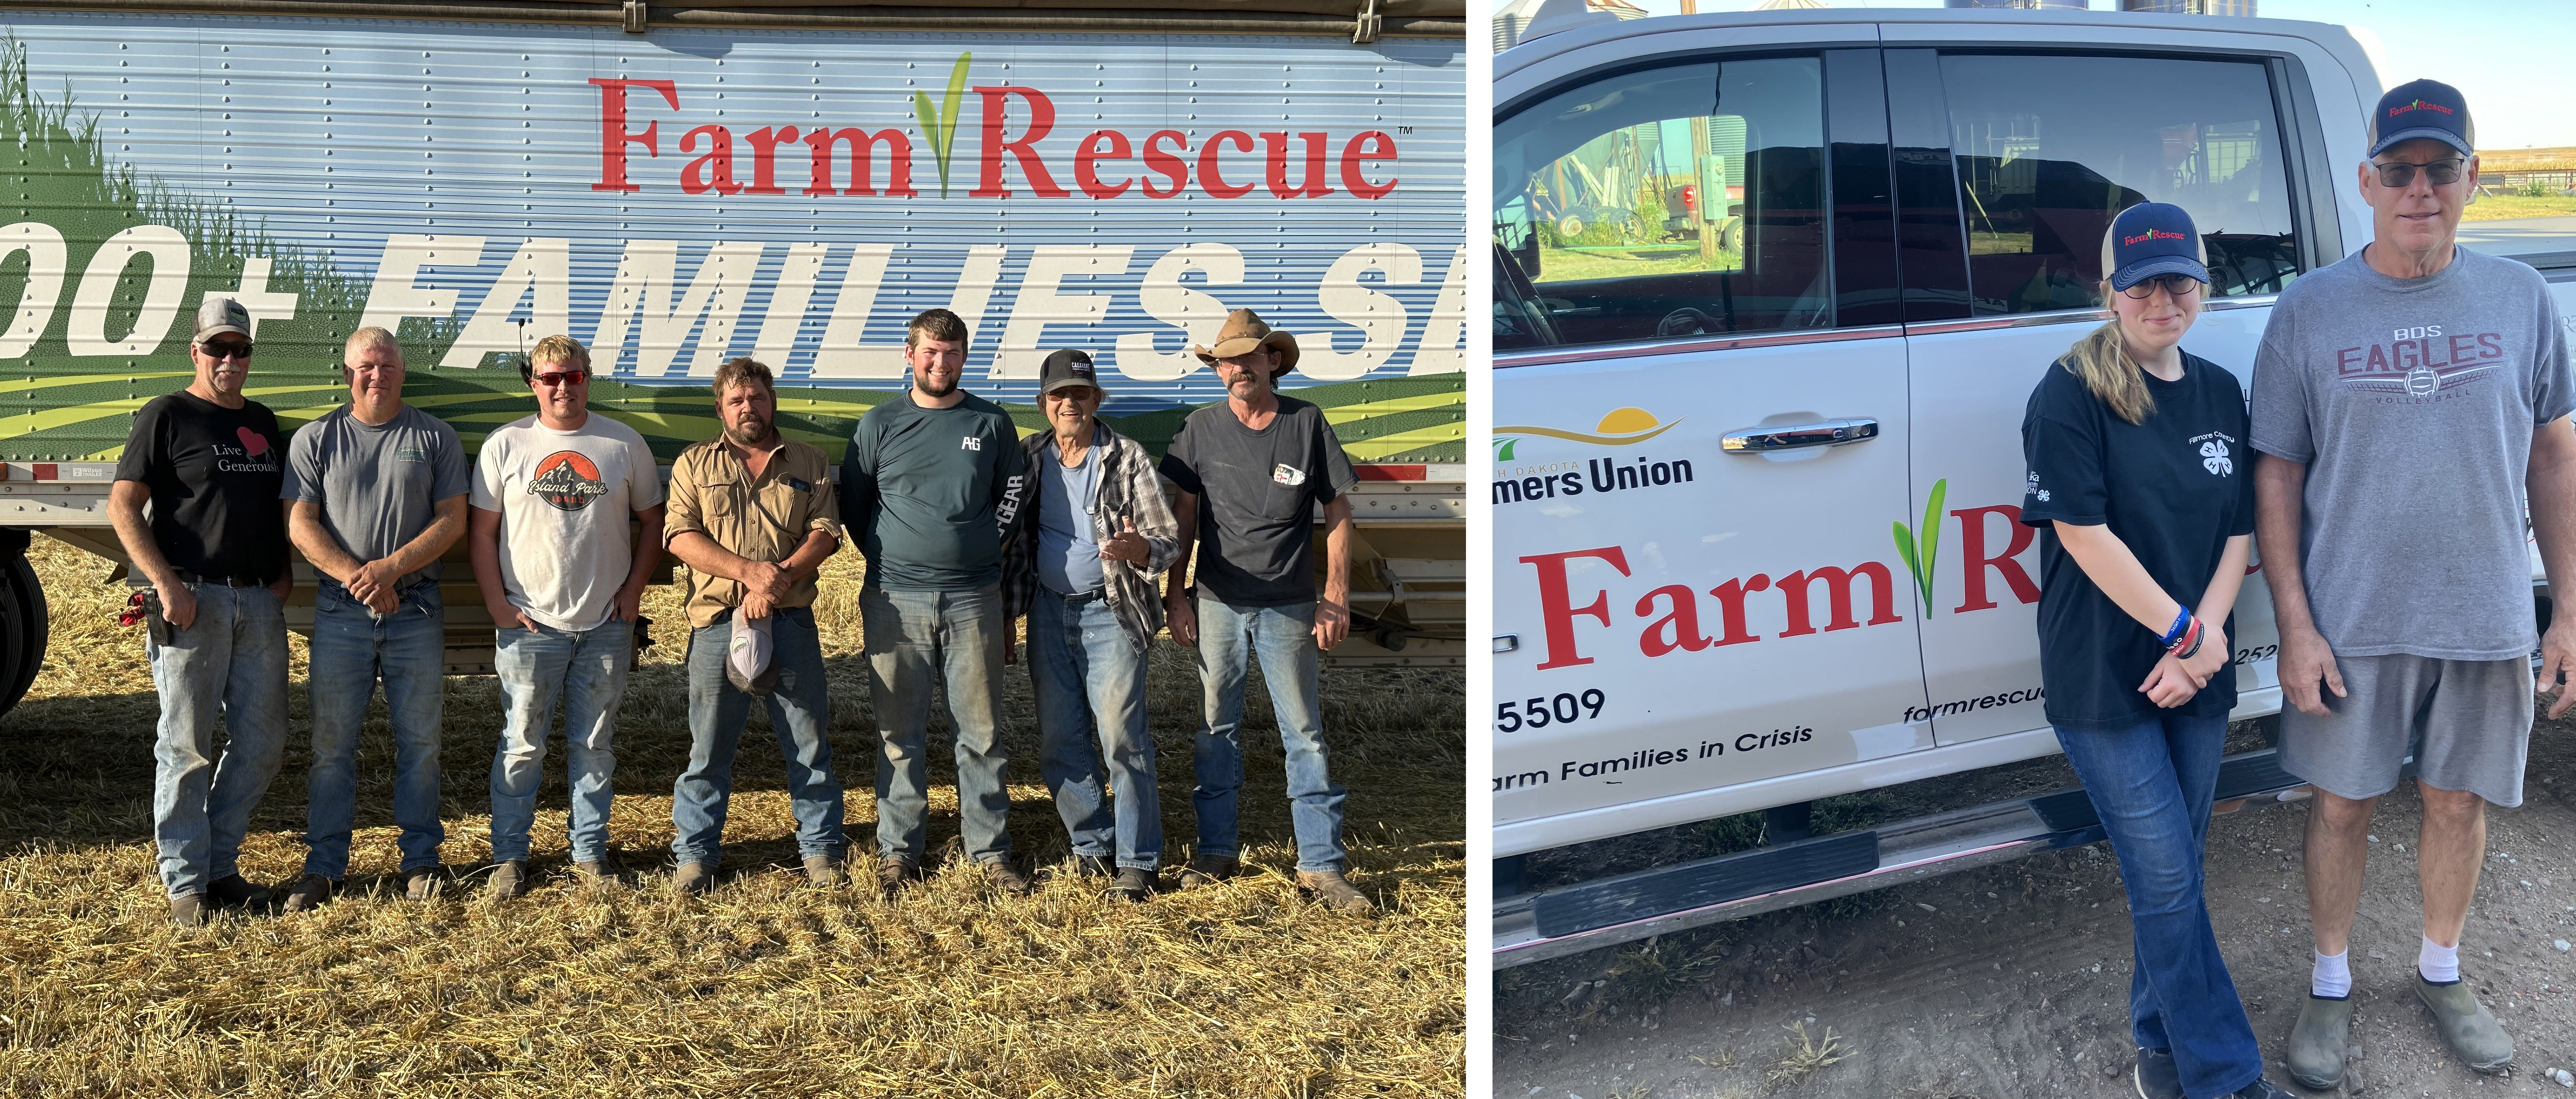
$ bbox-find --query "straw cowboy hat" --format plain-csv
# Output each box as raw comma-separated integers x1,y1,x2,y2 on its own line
1191,309,1299,378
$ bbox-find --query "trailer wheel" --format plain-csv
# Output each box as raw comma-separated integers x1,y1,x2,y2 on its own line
0,535,45,719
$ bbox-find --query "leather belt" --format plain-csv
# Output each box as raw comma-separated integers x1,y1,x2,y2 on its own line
175,570,271,588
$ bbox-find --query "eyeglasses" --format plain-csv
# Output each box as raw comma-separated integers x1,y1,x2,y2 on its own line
2121,274,2206,301
2372,158,2466,188
532,371,588,387
198,340,254,360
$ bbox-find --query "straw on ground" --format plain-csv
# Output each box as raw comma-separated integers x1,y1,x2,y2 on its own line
0,535,1463,1096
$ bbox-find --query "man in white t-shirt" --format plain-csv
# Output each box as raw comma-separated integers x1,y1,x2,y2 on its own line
467,334,666,899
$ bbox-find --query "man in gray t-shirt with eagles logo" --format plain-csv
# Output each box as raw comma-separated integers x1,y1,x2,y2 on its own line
840,308,1030,897
1160,309,1371,915
2252,79,2576,1087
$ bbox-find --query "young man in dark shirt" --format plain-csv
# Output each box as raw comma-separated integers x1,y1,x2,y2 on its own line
108,298,294,927
840,308,1030,896
1160,309,1371,914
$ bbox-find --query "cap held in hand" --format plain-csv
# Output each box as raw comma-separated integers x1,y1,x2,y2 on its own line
727,610,778,695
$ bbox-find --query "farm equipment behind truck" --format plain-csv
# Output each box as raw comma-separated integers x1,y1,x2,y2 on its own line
0,0,1470,719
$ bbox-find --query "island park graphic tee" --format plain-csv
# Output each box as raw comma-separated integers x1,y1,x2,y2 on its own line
470,413,663,633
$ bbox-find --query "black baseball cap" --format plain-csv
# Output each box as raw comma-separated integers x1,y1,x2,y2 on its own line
2101,202,2208,292
1038,349,1100,395
2367,78,2475,159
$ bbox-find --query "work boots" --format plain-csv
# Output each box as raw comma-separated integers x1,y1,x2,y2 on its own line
1296,870,1376,915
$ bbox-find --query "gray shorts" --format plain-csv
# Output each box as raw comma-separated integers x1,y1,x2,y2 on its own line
2277,653,2533,807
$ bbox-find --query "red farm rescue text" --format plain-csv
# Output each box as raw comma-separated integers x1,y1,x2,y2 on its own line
587,78,1400,200
1515,504,2042,671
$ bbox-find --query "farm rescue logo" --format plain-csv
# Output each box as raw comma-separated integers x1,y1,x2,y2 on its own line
589,53,1402,202
1513,478,2039,671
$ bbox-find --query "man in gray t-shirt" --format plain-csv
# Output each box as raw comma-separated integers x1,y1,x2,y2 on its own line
2251,79,2576,1085
277,328,469,910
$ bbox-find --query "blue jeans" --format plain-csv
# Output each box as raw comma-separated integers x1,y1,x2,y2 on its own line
673,607,843,865
1029,589,1159,870
148,583,290,897
1192,595,1345,873
303,580,447,879
2054,712,2261,1099
861,584,1010,864
489,619,632,864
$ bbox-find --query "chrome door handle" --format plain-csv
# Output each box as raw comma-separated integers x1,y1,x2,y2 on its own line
1721,418,1880,453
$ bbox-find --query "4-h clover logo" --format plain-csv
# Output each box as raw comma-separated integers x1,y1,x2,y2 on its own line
2201,437,2232,476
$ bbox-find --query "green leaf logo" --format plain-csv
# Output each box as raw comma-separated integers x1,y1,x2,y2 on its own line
1890,478,1947,613
911,52,972,198
1493,436,1518,462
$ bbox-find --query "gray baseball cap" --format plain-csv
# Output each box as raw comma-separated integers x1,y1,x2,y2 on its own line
194,297,252,342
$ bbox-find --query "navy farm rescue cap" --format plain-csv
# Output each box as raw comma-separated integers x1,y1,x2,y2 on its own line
1039,349,1100,395
2100,202,2209,292
2368,78,2475,158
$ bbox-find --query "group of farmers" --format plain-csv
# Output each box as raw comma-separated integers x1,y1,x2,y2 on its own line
115,300,1377,927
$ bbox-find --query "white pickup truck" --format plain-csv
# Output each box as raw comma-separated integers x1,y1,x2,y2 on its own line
1490,5,2576,966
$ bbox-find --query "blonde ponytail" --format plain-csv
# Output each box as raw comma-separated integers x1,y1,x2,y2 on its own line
2062,318,2154,426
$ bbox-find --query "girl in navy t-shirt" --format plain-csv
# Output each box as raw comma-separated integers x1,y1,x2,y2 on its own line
2018,204,2282,1099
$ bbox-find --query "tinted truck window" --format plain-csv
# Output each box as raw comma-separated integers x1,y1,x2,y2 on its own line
1941,53,2299,315
1494,56,1829,349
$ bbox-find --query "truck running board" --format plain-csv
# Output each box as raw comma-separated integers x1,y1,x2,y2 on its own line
1493,746,2307,968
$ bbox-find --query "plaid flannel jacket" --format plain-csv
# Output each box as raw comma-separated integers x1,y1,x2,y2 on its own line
1001,424,1181,653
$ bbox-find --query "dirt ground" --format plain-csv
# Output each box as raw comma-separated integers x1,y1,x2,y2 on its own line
1494,717,2576,1099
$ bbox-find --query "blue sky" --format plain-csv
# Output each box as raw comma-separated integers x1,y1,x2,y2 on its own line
1495,0,2576,149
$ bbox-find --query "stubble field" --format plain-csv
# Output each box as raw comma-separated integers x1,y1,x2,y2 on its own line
0,535,1465,1097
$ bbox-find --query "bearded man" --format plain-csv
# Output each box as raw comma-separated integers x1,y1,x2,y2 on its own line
839,308,1031,897
662,356,848,894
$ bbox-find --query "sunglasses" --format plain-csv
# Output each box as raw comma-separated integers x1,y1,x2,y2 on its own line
2120,274,2206,300
2371,158,2466,188
532,370,588,387
198,340,254,360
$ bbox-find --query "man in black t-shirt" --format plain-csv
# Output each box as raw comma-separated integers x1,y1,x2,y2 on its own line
108,297,294,927
1160,309,1370,914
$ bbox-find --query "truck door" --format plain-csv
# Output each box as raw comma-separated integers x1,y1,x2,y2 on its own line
1888,47,2328,744
1492,48,1931,854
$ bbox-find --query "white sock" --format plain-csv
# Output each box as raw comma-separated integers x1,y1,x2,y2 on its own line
2419,936,2461,984
2311,948,2352,998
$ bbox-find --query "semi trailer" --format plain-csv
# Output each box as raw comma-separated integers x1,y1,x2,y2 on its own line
0,0,1470,718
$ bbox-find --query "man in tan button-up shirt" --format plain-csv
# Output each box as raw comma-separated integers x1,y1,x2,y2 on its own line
662,357,846,894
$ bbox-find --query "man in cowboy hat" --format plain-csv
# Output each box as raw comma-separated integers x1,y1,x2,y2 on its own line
1159,309,1371,914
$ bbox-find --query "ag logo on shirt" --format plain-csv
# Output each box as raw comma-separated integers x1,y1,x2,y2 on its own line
528,451,609,511
960,435,982,451
1273,464,1307,487
2191,433,2235,477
